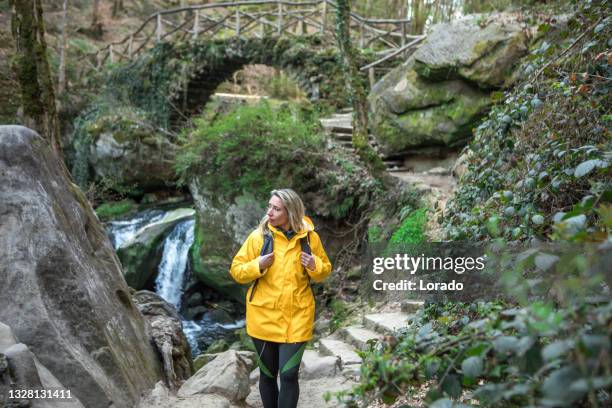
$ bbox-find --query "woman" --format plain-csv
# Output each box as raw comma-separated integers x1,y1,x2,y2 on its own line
230,188,332,408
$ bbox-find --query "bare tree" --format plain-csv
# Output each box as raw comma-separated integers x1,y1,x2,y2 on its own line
58,0,69,96
92,0,100,26
334,0,385,178
112,0,124,18
10,0,63,159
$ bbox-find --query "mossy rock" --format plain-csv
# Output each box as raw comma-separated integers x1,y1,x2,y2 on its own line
205,339,229,354
369,60,491,155
412,14,529,88
95,199,137,221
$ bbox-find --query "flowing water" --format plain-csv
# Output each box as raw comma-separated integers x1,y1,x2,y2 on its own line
106,208,244,356
155,219,196,310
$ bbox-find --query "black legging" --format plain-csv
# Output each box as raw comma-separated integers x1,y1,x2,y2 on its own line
251,337,307,408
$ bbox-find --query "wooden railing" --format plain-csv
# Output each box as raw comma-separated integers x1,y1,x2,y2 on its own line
87,0,425,77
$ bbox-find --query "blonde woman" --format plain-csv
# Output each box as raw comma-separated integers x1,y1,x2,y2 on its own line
230,188,332,408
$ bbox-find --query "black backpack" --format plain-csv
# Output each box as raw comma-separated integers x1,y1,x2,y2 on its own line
248,230,312,302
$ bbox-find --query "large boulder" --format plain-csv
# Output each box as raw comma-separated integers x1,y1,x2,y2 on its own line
1,322,85,408
0,126,163,408
89,130,176,189
369,14,530,156
369,63,491,154
189,181,264,303
177,349,255,401
413,14,529,88
77,107,177,190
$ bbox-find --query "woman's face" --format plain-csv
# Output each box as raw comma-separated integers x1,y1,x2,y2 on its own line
267,195,289,230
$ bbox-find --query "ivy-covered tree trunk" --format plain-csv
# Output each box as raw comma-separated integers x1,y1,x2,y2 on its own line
334,0,385,178
10,0,63,158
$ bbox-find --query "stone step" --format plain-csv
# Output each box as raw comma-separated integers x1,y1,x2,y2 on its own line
339,326,383,350
363,312,412,335
318,338,362,367
300,349,341,380
339,107,353,113
383,159,404,166
401,300,425,314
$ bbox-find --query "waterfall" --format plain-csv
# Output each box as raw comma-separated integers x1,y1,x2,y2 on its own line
155,219,196,309
105,207,244,356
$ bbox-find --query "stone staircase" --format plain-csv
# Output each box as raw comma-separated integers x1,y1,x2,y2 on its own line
319,109,407,172
312,300,424,381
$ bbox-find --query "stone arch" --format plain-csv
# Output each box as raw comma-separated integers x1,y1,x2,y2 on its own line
106,34,379,128
165,35,349,123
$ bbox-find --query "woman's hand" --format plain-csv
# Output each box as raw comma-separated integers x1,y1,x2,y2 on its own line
300,252,316,271
259,253,274,271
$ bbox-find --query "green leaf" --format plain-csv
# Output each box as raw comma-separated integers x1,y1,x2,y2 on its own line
440,374,462,398
430,398,453,408
541,366,584,404
461,356,483,379
569,376,612,393
535,253,559,271
542,340,574,362
574,159,608,178
493,336,519,355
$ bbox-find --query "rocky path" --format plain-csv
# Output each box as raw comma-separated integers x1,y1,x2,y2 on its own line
139,301,425,408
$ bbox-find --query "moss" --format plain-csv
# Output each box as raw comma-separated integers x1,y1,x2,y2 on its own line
390,207,427,244
117,237,165,290
95,199,136,221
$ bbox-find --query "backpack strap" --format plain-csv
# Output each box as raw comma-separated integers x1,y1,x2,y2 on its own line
300,231,312,284
249,228,274,302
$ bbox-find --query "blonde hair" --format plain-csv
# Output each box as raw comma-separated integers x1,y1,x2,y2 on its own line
257,189,307,235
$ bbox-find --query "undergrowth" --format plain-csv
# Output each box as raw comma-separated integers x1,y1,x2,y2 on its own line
337,1,612,407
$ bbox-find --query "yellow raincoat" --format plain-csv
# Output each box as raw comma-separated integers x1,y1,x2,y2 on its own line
229,216,332,343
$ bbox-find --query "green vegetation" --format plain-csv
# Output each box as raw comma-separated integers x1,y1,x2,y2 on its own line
390,207,427,244
175,99,383,222
175,100,323,200
443,8,611,242
338,1,611,407
95,199,137,221
330,299,352,332
339,297,610,407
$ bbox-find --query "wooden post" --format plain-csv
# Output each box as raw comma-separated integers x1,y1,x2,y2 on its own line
260,18,265,37
401,21,406,58
277,2,283,34
320,0,327,33
299,18,306,35
236,9,241,36
96,52,102,69
359,22,364,48
128,35,133,58
109,44,114,63
369,67,375,88
193,10,199,40
156,14,162,42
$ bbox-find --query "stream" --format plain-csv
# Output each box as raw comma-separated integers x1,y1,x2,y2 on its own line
107,208,244,355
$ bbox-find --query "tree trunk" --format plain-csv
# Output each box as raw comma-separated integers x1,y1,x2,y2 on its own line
112,0,124,18
334,0,385,178
10,0,63,159
92,0,100,26
58,0,68,96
